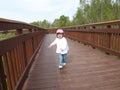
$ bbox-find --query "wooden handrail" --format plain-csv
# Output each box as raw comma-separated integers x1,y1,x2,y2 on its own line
0,18,44,31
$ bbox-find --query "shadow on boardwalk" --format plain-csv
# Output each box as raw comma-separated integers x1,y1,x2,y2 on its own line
23,34,120,90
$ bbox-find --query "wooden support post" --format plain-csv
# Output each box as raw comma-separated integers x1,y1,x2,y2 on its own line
33,29,37,32
22,42,27,66
105,25,111,55
16,29,23,35
28,29,32,32
0,56,7,90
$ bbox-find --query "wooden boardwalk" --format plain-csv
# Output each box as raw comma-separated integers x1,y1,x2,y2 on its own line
22,34,120,90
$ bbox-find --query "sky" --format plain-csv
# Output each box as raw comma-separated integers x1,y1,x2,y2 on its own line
0,0,80,23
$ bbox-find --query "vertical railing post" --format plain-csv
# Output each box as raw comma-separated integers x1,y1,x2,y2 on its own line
107,25,112,49
29,29,35,53
92,26,96,49
32,37,35,53
0,56,7,90
28,29,32,32
22,42,27,66
16,29,23,35
33,29,37,32
106,25,112,55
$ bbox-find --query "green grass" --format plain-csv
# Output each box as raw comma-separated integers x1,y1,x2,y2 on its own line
0,33,15,40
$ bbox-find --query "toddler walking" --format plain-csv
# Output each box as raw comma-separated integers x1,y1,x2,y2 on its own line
48,29,69,69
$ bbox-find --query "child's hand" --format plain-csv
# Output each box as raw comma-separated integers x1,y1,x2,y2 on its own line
60,48,64,51
48,45,51,48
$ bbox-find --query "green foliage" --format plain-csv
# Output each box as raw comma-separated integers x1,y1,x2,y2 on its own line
50,15,71,28
53,0,120,27
72,8,85,25
30,0,120,28
30,21,40,26
30,19,51,28
74,0,120,24
52,19,60,27
0,33,15,40
39,20,51,28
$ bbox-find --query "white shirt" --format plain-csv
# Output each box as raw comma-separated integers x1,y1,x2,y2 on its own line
50,37,69,54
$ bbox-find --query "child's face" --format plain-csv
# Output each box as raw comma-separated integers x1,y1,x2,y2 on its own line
57,33,63,39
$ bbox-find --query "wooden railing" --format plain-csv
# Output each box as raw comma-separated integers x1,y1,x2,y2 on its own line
64,20,120,57
0,18,46,90
48,20,120,57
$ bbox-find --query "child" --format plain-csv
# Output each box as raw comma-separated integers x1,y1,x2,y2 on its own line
48,29,69,69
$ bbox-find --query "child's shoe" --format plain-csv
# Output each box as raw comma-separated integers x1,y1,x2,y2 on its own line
59,65,63,69
63,63,66,66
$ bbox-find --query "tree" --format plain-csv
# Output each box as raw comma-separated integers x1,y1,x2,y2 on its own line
31,0,120,28
52,15,71,28
30,21,40,27
52,19,60,27
72,8,85,25
112,0,120,20
59,15,71,27
30,19,51,28
39,20,51,28
73,0,120,25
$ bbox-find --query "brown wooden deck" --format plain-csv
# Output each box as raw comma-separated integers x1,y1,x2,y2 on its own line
22,34,120,90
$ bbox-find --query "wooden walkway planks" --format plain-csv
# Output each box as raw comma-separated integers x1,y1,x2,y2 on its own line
22,34,120,90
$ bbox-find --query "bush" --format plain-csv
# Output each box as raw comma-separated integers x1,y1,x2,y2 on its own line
0,33,15,40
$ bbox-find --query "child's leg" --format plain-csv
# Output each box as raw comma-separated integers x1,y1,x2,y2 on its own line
62,54,67,63
58,53,63,66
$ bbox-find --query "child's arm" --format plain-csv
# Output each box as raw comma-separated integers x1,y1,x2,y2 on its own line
48,44,52,48
48,39,57,48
